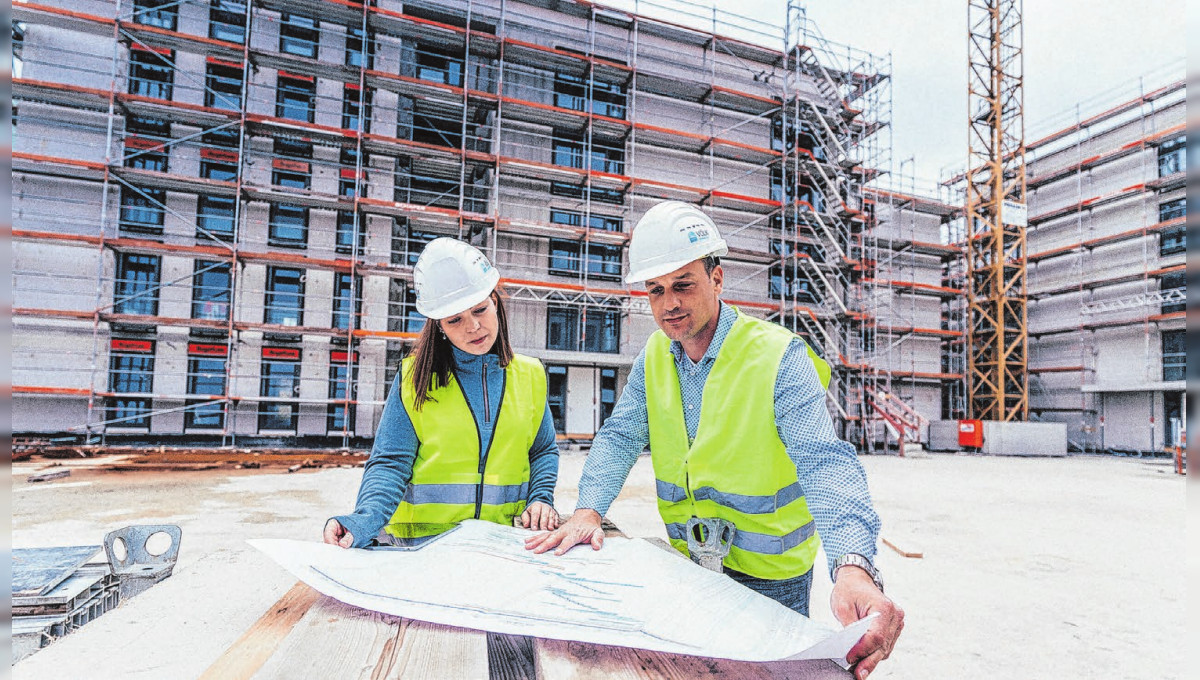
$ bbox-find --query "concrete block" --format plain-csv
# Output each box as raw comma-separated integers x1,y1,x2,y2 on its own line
928,420,962,451
981,421,1067,457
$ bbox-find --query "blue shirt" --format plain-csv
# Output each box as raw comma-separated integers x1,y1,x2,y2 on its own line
334,346,559,548
577,303,881,575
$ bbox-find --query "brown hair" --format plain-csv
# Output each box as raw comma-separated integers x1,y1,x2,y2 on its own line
408,289,514,411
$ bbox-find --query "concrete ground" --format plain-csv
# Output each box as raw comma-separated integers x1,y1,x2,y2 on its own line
11,451,1185,679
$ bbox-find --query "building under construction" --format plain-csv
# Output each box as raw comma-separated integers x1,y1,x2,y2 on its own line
1018,73,1186,453
14,0,1177,457
15,0,950,451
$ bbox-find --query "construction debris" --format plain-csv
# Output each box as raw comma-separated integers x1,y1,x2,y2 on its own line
27,468,71,483
881,538,923,559
12,524,183,661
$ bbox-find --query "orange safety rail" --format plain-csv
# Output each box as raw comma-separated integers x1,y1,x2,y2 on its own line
1028,123,1185,188
1031,310,1185,337
1029,217,1183,262
1030,263,1184,299
11,385,92,397
943,79,1185,186
865,279,965,297
1028,183,1149,226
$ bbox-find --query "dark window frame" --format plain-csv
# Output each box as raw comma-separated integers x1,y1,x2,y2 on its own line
279,13,320,59
331,272,362,330
259,354,301,431
197,194,236,240
1158,136,1185,177
547,364,567,433
131,0,177,30
546,304,620,353
205,62,243,110
264,266,305,326
276,76,316,123
209,0,246,43
342,86,372,132
185,355,227,429
599,367,617,427
1160,270,1185,315
415,44,464,86
336,211,367,254
201,159,238,182
1159,198,1186,256
119,186,166,234
327,354,358,433
268,203,309,247
128,48,174,100
192,260,231,320
1162,329,1185,382
345,26,374,69
114,253,161,316
108,345,155,429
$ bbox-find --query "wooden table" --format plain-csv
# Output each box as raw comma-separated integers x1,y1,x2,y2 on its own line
202,525,850,679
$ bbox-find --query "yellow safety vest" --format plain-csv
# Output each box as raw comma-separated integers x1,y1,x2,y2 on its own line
386,353,547,538
645,310,830,579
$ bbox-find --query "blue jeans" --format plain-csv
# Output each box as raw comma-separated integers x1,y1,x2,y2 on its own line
724,567,813,616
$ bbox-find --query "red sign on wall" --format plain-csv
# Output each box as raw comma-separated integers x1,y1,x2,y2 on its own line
124,136,162,150
112,338,154,353
201,148,240,164
330,351,359,364
262,347,301,361
272,158,311,173
188,343,229,357
205,56,243,70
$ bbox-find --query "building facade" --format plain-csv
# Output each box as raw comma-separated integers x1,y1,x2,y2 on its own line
1021,76,1186,453
13,0,942,451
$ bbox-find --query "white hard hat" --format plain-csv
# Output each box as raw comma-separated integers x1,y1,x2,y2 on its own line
413,238,501,320
625,201,728,284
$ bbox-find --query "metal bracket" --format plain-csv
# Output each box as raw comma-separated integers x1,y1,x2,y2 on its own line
103,524,182,599
685,517,736,572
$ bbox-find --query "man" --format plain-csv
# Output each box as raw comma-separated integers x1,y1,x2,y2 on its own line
525,201,903,679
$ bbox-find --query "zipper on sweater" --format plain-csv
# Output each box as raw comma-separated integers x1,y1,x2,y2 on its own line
482,362,490,423
473,365,506,520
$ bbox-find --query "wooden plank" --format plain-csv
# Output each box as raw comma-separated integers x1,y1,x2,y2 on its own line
534,639,848,679
198,581,321,680
882,537,923,559
488,632,537,680
251,595,488,679
27,469,72,483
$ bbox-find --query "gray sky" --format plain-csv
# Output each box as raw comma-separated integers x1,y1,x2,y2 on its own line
796,0,1187,186
611,0,1187,190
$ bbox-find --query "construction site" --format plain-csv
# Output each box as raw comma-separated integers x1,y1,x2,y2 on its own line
10,0,1187,677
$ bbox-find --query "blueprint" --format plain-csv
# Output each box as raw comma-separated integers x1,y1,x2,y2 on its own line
250,520,874,663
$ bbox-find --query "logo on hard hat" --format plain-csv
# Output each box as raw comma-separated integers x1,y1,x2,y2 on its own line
681,221,711,244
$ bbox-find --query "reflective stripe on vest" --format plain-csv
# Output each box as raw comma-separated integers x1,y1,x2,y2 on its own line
386,353,546,538
656,478,806,515
665,519,817,555
645,308,822,579
402,481,530,506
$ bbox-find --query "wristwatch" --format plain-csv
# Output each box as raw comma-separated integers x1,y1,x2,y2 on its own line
833,553,884,593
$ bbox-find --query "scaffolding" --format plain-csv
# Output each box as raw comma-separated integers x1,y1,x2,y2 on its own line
12,0,916,451
1020,67,1186,454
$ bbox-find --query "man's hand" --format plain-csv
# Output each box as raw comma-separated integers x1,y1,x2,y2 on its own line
523,509,604,555
520,501,561,531
831,565,904,679
323,519,355,549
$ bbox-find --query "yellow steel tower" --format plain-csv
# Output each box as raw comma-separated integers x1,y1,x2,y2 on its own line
965,0,1028,421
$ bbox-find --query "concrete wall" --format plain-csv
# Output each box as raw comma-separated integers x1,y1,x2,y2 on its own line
1025,88,1185,452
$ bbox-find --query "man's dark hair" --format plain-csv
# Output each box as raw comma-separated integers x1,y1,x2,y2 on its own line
702,255,721,276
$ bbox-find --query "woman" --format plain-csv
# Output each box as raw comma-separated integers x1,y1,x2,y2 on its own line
324,238,559,547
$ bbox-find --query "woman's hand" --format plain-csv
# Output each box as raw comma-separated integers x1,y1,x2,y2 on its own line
520,501,560,531
323,519,355,548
